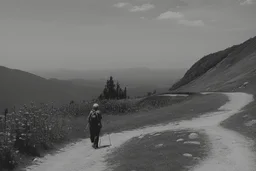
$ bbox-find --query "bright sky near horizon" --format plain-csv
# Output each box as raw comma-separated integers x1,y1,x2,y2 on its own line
1,0,256,71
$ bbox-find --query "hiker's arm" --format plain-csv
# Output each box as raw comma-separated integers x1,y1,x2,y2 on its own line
98,112,102,127
87,112,91,123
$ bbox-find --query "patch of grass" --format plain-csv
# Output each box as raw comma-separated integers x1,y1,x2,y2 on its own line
107,130,209,171
221,95,256,147
70,93,194,116
55,93,227,140
136,95,192,110
101,93,228,135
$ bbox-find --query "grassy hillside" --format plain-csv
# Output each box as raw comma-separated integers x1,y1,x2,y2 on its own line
170,36,256,93
168,36,256,157
0,66,101,111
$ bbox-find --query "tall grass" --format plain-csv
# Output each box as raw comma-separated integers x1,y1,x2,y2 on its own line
0,103,72,170
0,94,187,170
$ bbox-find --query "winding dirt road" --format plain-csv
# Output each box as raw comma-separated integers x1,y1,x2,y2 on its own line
26,93,255,171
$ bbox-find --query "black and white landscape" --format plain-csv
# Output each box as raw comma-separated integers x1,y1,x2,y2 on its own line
1,0,256,171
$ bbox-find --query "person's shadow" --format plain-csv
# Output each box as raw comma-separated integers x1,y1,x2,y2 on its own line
97,145,111,149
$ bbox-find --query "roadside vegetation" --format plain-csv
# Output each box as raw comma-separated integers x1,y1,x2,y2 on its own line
0,76,191,170
0,95,190,170
0,76,228,171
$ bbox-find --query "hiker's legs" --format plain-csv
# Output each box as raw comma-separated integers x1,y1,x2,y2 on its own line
89,126,95,143
93,127,101,148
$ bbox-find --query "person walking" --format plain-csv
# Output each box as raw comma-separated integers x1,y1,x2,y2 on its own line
87,103,102,149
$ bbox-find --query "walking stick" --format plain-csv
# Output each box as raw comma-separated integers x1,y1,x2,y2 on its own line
99,136,101,147
108,133,112,146
98,127,102,148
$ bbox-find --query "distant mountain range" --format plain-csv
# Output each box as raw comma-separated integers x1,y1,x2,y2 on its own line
5,34,256,113
31,67,185,87
31,67,186,96
0,66,185,112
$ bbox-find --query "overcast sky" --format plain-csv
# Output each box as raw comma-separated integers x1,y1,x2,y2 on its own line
1,0,256,71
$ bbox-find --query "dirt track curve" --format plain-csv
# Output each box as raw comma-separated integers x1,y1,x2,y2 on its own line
26,92,255,171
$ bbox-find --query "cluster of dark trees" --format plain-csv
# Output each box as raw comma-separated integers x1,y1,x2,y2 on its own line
99,76,127,100
147,90,157,97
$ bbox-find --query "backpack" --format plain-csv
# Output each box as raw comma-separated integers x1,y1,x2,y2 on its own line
89,110,101,126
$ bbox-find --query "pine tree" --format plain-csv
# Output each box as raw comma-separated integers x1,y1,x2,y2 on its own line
124,87,127,99
119,88,123,99
98,76,128,100
107,76,116,99
116,82,120,100
153,90,156,95
99,94,103,100
103,86,109,99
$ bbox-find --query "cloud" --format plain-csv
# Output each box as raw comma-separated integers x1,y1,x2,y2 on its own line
240,0,254,5
157,11,184,20
129,4,155,12
178,20,205,27
113,2,129,8
157,11,204,27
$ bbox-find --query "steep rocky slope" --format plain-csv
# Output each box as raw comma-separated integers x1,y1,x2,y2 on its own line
170,36,256,93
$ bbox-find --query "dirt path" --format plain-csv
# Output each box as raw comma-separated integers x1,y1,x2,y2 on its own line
26,93,255,171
